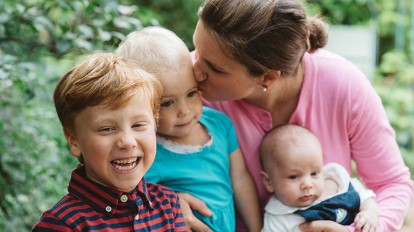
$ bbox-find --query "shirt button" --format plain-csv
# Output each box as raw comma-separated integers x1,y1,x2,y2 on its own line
105,206,112,212
135,214,140,220
120,195,128,202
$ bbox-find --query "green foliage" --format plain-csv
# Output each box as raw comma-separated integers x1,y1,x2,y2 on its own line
374,50,414,175
306,0,373,25
132,0,204,49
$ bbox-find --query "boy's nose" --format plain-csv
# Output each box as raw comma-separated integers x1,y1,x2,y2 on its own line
117,131,136,149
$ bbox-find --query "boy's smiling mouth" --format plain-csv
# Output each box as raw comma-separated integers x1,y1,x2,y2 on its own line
111,157,140,171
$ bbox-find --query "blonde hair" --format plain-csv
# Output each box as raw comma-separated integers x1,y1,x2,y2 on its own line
116,26,190,74
54,52,162,133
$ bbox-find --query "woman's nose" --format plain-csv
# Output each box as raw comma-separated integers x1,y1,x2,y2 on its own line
192,56,207,82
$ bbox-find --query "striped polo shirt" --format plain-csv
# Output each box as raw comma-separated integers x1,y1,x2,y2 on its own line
32,167,187,231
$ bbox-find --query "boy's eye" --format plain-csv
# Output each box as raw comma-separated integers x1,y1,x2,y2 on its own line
98,127,114,133
311,172,318,176
160,100,174,108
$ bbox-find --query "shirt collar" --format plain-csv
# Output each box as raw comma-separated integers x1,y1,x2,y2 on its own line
68,167,154,217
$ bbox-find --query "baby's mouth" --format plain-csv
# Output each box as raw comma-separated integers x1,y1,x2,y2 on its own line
111,157,140,171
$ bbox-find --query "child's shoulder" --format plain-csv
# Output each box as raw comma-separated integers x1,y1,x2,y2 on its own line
201,106,233,125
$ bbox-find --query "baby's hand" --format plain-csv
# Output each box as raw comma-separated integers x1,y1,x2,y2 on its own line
354,209,378,232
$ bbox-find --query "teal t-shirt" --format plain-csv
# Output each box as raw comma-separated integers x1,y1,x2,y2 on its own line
145,107,239,231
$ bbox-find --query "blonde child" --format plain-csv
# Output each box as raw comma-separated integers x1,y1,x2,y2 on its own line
260,125,378,232
116,27,262,232
32,53,187,231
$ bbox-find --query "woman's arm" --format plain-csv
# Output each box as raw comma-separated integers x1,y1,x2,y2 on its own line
347,73,414,231
230,148,263,232
177,193,213,232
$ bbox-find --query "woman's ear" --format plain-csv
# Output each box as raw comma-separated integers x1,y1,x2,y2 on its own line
261,69,281,89
261,170,275,193
64,128,81,158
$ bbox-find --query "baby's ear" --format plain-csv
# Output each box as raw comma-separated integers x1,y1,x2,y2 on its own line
64,128,81,158
261,170,275,193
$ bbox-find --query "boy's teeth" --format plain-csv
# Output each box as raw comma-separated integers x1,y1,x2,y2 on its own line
111,158,139,171
113,157,137,164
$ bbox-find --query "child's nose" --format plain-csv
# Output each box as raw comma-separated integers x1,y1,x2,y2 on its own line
178,102,191,116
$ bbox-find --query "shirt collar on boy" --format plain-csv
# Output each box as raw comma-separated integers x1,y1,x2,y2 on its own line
68,167,154,217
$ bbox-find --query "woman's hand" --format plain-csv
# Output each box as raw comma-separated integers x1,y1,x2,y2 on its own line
177,192,213,232
300,220,348,232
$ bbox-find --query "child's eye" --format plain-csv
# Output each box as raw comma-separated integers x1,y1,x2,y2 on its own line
311,172,318,176
160,100,174,108
132,122,146,128
188,90,199,98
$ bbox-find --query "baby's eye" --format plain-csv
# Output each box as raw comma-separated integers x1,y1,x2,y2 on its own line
311,170,321,176
160,100,174,108
288,175,297,180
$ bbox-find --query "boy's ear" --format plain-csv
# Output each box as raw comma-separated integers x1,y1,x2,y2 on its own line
64,128,81,158
261,170,275,193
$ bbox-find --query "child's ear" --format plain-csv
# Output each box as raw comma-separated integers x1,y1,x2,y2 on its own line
64,128,81,158
261,170,275,193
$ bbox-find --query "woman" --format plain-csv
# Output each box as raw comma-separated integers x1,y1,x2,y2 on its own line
181,0,414,231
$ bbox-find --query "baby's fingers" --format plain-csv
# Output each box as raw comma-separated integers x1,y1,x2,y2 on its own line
354,216,365,229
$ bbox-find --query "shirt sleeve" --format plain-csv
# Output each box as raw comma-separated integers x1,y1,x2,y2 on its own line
32,212,73,232
346,65,413,231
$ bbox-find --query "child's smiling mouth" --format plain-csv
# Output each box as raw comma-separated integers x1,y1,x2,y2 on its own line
111,157,140,171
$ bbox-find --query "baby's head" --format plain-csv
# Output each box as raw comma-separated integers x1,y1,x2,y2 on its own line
260,125,324,208
54,52,162,192
117,27,202,142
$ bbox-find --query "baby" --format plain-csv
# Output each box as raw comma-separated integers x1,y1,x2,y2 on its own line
260,124,378,232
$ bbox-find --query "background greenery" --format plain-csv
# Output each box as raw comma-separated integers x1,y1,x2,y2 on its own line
0,0,412,230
